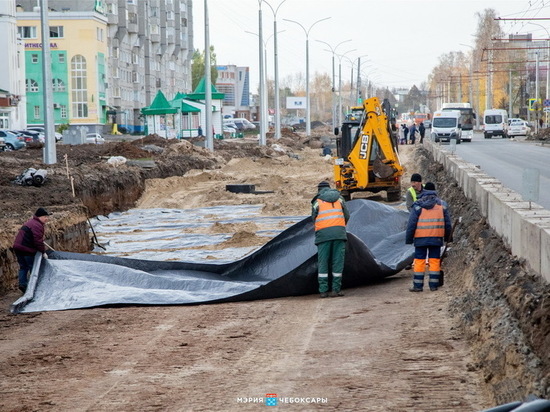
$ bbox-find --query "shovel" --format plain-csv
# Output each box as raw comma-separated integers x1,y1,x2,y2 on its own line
439,217,461,287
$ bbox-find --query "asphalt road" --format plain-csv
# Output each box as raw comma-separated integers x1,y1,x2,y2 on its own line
432,131,550,210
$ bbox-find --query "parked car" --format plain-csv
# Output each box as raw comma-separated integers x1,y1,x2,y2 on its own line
423,120,432,129
86,133,105,144
232,118,256,131
508,117,525,126
223,126,237,134
16,129,44,143
0,130,27,150
26,126,63,142
0,136,5,151
508,120,531,137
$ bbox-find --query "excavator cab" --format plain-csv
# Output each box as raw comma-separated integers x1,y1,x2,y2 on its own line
333,97,404,202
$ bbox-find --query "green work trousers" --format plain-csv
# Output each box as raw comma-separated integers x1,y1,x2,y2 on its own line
317,239,346,293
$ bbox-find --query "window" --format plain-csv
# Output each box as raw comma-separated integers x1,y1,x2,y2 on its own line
112,47,119,59
26,79,39,92
107,3,118,14
18,26,37,39
97,28,104,42
31,54,38,63
52,78,66,92
34,106,40,119
60,105,68,118
58,53,65,64
71,55,88,118
0,112,9,129
49,26,64,38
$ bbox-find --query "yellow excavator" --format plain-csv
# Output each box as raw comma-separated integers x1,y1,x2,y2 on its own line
333,97,404,201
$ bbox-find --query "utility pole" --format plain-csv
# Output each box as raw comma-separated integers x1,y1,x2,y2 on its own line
40,0,56,164
284,18,330,136
204,0,213,151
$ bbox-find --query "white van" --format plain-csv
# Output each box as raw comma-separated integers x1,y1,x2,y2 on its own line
431,110,462,144
483,109,508,138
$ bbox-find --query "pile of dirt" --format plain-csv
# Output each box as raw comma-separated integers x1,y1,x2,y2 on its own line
0,131,333,284
530,127,550,141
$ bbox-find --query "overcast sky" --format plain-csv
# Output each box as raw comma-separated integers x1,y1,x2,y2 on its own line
192,0,547,91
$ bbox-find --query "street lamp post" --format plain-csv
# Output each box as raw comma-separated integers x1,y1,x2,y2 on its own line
316,39,352,130
263,0,287,139
460,43,479,129
528,22,550,127
204,0,213,151
40,0,56,163
336,49,356,126
245,29,286,138
283,17,331,136
342,54,368,106
256,1,267,145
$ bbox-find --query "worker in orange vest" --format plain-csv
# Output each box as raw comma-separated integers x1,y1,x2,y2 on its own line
311,181,350,298
405,182,452,292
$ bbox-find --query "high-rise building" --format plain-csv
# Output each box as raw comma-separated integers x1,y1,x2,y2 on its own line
0,1,26,130
13,0,193,134
215,65,251,119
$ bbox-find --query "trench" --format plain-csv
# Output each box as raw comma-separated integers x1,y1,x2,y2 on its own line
1,143,548,404
413,145,549,403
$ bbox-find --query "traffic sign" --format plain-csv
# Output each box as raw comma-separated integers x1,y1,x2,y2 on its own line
544,107,550,113
544,99,550,107
528,98,540,111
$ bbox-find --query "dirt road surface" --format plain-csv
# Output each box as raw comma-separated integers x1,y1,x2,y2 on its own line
0,273,488,411
0,141,494,411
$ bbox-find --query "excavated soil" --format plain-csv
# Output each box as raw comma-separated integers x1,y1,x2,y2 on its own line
0,134,548,411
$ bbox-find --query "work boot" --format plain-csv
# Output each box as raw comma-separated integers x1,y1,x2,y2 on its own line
430,287,438,291
320,292,329,298
330,291,345,297
409,287,423,292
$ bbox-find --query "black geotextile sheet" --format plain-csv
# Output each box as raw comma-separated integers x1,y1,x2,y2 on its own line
11,199,414,313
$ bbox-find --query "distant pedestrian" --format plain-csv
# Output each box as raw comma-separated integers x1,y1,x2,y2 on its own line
405,173,424,211
406,182,452,292
419,122,426,144
311,181,350,298
402,124,409,144
409,123,417,144
12,207,52,293
197,125,204,137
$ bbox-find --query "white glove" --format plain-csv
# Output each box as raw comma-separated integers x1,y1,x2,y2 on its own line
43,253,48,259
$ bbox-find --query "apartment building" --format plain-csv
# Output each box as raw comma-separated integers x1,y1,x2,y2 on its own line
14,0,193,134
0,1,26,130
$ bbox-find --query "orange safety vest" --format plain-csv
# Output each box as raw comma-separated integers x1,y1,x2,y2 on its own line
414,204,445,238
314,199,346,231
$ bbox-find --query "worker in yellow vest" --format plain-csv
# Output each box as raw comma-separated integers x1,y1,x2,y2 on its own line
311,181,350,298
405,182,452,292
406,173,424,211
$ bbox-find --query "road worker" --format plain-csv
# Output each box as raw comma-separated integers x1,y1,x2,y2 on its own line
405,182,452,292
311,181,350,298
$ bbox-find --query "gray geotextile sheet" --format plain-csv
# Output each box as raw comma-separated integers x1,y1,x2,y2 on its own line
11,199,414,313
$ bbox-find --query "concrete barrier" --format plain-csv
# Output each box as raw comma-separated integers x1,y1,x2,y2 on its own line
424,139,550,283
